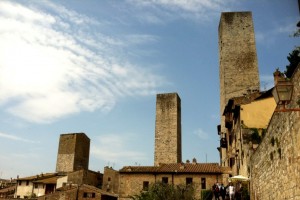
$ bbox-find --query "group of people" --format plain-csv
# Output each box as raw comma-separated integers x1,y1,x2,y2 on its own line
212,183,235,200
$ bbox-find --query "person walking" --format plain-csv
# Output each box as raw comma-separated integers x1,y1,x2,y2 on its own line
220,183,226,200
228,183,235,200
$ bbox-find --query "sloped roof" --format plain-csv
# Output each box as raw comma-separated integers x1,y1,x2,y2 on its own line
119,163,230,174
17,173,57,181
33,176,59,184
0,185,15,193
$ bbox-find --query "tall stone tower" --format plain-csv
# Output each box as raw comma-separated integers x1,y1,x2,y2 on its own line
56,133,90,173
154,93,182,166
219,12,260,165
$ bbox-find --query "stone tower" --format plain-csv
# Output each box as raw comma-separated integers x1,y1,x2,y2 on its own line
218,12,260,165
154,93,182,166
56,133,90,173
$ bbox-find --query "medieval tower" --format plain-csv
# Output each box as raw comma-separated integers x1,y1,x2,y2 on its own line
56,133,90,173
154,93,182,166
218,12,260,166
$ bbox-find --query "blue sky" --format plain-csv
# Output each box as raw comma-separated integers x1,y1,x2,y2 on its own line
0,0,298,179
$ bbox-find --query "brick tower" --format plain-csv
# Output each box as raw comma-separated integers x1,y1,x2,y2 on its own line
56,133,90,173
154,93,182,166
218,12,260,165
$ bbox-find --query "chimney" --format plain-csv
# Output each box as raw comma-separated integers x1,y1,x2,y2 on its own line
273,69,285,85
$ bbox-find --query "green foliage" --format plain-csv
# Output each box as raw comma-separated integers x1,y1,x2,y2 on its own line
130,182,196,200
240,183,250,200
284,47,300,78
201,190,213,200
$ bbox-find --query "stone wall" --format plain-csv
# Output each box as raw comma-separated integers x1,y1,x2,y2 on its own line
103,167,120,194
118,173,224,200
154,93,182,166
67,169,102,188
250,66,300,200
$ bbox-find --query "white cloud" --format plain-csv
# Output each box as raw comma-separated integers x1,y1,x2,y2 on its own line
0,132,38,143
126,0,233,23
0,1,165,123
194,128,209,140
91,134,147,167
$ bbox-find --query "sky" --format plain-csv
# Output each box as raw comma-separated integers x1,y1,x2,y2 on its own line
0,0,299,179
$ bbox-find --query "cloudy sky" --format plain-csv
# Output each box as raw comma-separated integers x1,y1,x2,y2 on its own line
0,0,298,179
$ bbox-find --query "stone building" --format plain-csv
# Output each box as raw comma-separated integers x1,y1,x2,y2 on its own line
218,11,260,169
38,184,118,200
220,90,276,177
56,133,90,173
14,133,105,199
14,173,60,198
250,65,300,200
154,93,182,166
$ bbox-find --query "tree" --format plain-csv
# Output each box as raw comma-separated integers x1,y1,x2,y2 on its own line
284,47,300,78
130,182,196,200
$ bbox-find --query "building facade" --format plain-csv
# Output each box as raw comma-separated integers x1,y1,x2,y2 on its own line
220,91,276,177
118,162,230,200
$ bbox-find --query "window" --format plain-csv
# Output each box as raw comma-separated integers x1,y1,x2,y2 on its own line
108,177,111,181
201,178,206,189
26,181,29,186
143,181,149,191
34,184,38,189
18,181,21,186
186,178,193,185
162,177,168,184
83,192,95,198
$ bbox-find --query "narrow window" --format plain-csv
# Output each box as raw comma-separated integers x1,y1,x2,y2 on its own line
18,181,21,186
186,177,193,185
26,181,29,186
201,178,206,189
143,181,149,191
162,177,168,184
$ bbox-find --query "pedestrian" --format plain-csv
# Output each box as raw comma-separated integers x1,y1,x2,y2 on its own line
213,183,220,200
220,183,226,200
228,183,235,200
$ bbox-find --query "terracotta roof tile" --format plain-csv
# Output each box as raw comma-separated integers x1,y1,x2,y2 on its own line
119,163,227,174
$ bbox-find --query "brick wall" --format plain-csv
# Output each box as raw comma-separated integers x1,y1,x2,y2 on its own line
250,66,300,200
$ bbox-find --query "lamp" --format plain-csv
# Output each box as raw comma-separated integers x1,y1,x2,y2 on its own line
272,80,300,112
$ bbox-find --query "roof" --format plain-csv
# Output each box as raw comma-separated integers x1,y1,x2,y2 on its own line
0,186,15,193
17,173,57,181
33,176,59,184
57,184,118,197
119,163,229,174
